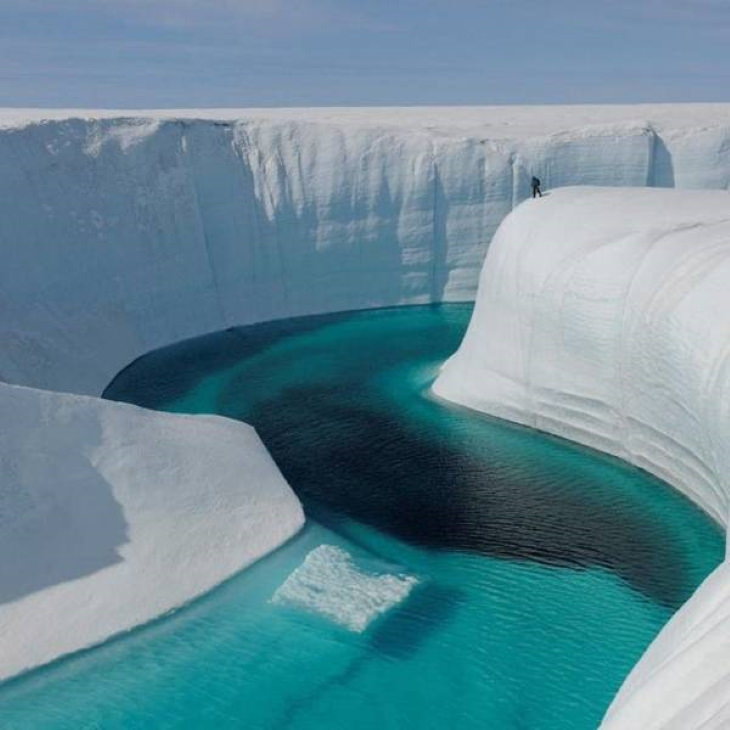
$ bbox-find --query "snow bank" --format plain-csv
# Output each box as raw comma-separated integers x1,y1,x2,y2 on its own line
1,105,729,396
0,381,304,680
433,187,730,729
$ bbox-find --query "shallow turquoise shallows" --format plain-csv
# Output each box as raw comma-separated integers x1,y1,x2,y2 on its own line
2,305,723,730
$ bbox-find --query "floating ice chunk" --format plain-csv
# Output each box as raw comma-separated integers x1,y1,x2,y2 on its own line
271,545,419,632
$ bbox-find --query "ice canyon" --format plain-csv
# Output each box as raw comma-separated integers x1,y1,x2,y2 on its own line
2,105,730,726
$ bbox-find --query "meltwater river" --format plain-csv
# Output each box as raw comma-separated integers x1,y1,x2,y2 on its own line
1,305,723,729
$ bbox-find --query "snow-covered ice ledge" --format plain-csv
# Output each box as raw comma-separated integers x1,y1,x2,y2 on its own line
0,383,304,681
434,187,730,728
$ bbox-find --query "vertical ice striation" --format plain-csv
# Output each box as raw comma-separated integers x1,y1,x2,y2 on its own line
1,107,729,395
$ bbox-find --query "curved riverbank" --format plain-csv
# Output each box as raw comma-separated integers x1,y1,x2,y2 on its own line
435,187,730,728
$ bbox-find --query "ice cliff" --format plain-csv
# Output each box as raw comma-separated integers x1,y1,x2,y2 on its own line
1,105,730,396
434,187,730,728
0,382,304,680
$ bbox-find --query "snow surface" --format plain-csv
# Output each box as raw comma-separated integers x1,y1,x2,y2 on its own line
1,105,729,396
0,382,304,681
433,187,730,729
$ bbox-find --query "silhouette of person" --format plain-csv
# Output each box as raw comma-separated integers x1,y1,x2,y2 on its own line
531,176,542,198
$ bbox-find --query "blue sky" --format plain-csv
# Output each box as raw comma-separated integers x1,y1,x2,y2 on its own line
1,0,728,107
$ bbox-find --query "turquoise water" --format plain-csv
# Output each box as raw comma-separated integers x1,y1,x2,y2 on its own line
1,304,723,729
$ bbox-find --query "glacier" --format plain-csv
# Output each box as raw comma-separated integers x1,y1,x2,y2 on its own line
2,105,730,713
434,186,730,729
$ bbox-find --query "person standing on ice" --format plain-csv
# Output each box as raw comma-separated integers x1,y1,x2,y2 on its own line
531,176,542,198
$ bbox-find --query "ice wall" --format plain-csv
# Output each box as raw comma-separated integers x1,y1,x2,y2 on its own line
1,106,729,396
0,381,304,680
433,187,730,729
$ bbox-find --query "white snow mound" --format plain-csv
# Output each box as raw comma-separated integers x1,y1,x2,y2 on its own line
0,382,304,681
271,544,418,632
433,186,730,730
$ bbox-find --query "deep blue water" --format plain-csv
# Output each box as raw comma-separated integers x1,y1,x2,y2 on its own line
0,304,723,730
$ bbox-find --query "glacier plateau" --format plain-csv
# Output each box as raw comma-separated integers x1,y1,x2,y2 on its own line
434,186,730,729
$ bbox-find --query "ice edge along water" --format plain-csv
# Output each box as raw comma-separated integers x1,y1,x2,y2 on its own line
434,186,730,729
1,107,730,722
0,383,305,681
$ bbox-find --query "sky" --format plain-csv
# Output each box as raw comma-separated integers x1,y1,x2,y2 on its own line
0,0,728,108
